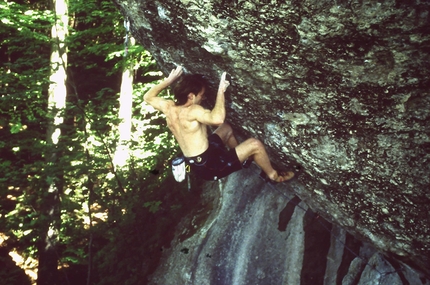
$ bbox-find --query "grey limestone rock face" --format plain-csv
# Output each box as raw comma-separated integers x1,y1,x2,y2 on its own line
149,169,430,284
113,0,430,278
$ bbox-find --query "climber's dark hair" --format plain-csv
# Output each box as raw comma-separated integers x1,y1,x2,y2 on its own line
173,74,209,106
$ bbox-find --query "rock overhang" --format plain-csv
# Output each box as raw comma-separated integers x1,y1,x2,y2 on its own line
113,0,430,276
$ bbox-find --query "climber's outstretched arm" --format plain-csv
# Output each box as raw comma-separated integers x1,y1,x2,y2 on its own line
187,71,229,126
144,66,183,113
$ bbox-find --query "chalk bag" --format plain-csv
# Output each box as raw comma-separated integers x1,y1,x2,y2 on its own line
172,156,186,182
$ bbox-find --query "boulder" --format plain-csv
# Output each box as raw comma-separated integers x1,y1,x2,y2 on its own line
113,0,430,278
150,168,430,284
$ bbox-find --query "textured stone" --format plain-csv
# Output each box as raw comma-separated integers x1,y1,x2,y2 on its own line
324,225,346,285
357,253,402,285
149,169,429,284
113,0,430,277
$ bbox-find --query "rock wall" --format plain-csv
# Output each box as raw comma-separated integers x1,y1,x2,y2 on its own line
150,168,430,285
112,0,430,277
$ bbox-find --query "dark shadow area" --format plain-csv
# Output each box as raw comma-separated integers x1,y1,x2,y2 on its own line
134,176,212,284
385,256,410,285
278,195,302,232
301,212,332,285
336,232,363,285
57,173,212,285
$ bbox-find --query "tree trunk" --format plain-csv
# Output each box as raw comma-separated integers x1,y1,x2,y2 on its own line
37,0,68,284
113,37,135,169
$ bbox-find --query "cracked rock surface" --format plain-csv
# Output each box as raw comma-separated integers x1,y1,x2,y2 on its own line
113,0,430,277
150,169,430,284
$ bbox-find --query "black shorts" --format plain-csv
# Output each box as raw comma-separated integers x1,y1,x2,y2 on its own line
185,134,242,181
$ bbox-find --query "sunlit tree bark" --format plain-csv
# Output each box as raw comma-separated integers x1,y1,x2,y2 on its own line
37,0,68,284
113,37,136,169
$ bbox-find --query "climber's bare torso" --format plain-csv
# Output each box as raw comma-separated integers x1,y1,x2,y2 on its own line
162,100,210,157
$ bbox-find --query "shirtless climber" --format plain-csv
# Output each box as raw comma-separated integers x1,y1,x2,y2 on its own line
143,65,294,183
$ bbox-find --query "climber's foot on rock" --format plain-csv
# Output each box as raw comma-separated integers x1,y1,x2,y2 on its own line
274,171,295,183
260,170,295,184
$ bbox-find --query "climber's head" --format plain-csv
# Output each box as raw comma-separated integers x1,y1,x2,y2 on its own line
173,74,208,106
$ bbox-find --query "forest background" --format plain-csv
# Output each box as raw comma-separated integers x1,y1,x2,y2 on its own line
1,0,196,284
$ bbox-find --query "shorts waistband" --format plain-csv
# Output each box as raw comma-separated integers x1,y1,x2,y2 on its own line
185,150,208,165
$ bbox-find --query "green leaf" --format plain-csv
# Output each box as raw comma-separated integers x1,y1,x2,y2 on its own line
143,201,162,213
10,123,22,134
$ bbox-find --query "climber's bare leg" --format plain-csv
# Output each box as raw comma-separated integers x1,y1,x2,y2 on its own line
213,123,238,149
214,123,293,182
235,138,294,182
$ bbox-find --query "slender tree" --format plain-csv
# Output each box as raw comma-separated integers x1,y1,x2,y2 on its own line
113,35,136,169
37,0,68,283
1,1,178,283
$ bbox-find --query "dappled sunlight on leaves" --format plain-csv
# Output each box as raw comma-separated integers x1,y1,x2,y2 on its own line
0,0,184,283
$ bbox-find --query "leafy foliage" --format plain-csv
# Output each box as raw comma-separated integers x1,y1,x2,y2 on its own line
1,0,192,284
